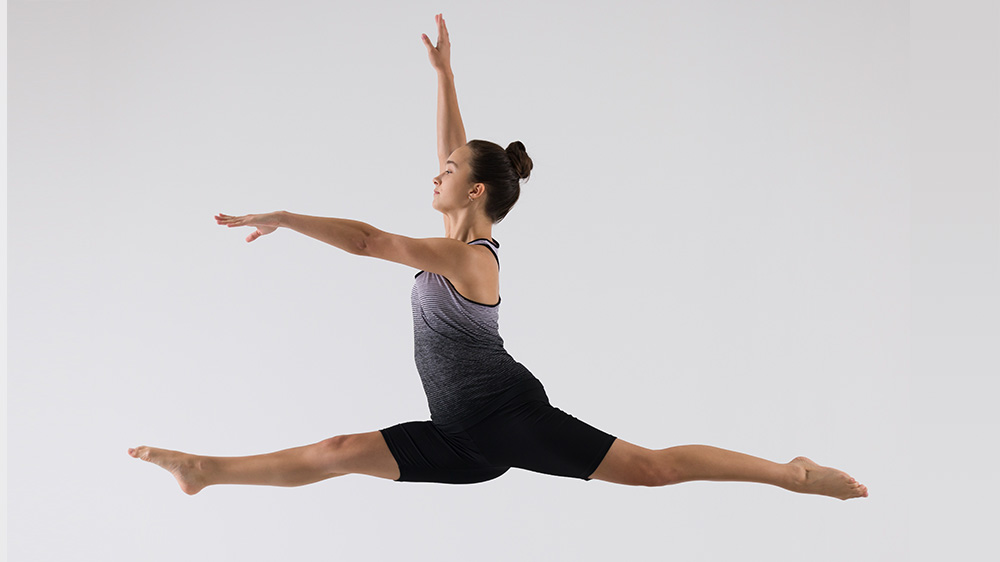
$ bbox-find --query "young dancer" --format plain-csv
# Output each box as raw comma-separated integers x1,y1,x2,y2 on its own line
129,14,868,501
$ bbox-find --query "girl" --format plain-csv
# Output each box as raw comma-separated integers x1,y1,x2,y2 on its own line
129,14,868,501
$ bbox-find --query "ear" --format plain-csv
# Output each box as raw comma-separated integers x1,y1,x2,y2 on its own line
470,183,487,198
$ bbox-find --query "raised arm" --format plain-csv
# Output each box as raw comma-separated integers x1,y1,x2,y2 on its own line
421,14,467,173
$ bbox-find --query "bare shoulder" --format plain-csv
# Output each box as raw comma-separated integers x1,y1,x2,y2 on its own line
365,231,493,281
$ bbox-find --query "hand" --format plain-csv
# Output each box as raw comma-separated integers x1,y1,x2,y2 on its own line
421,13,452,73
215,212,282,243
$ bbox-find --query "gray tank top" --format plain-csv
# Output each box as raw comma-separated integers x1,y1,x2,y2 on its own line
411,238,540,428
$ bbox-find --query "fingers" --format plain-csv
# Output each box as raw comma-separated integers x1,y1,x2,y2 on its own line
423,14,449,59
216,213,265,243
422,13,443,51
215,213,246,227
246,228,265,243
431,13,448,46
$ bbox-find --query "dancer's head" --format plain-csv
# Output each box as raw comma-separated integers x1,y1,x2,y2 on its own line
432,140,533,223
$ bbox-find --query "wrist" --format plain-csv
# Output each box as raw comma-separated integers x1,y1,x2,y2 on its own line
437,68,454,80
275,210,291,227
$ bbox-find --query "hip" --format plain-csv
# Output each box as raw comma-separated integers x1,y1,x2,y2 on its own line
434,376,546,432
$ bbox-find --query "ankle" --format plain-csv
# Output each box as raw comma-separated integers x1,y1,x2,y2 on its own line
786,461,808,492
193,456,216,485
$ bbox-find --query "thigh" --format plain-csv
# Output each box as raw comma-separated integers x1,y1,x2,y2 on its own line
380,421,509,484
467,398,618,480
586,438,662,485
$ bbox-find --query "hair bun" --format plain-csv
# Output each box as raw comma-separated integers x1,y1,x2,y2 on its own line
505,141,533,181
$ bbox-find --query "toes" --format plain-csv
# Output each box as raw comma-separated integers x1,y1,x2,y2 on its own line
131,446,152,461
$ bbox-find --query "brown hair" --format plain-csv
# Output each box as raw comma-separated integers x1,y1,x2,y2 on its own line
466,139,533,223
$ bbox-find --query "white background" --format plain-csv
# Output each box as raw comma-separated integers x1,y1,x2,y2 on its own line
7,1,997,560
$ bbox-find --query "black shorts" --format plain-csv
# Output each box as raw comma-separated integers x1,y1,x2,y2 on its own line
380,381,617,484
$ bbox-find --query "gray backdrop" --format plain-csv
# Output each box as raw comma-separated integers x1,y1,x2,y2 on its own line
7,1,998,560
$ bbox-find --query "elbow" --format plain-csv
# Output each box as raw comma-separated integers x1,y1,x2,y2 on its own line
355,228,381,257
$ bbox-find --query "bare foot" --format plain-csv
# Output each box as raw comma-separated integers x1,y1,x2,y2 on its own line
128,446,209,495
787,456,868,500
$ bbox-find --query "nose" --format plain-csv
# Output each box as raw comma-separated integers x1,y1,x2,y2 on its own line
433,174,441,186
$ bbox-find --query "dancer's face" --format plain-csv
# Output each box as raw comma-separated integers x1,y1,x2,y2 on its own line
431,144,484,214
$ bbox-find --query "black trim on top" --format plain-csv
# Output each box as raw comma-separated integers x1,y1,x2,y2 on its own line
442,275,501,308
414,270,500,307
467,237,499,249
469,240,500,270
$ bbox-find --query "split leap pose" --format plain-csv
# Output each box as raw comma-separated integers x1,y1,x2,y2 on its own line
129,14,868,501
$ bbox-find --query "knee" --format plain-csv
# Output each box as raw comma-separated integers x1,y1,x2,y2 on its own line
642,452,682,487
319,434,352,449
315,435,355,467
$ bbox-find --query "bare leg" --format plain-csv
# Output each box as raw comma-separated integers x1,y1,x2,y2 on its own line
128,431,400,495
589,439,868,500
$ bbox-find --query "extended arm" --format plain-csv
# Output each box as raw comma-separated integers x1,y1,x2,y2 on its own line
215,211,372,252
279,211,375,255
422,14,467,172
215,211,480,279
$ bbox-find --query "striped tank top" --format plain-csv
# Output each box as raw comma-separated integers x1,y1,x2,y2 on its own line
411,238,541,428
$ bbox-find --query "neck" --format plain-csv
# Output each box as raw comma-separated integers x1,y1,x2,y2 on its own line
442,209,493,243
